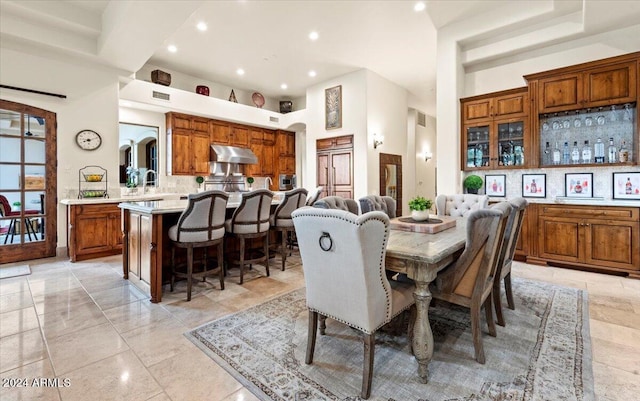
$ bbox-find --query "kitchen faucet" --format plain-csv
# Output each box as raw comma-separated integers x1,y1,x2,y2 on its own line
142,170,157,194
264,176,273,189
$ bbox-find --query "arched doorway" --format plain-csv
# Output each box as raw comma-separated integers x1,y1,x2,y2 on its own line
0,100,57,263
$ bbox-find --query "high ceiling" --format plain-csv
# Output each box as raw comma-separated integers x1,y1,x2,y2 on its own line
1,1,639,115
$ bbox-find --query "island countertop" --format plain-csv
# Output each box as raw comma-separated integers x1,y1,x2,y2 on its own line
60,193,186,205
118,196,283,214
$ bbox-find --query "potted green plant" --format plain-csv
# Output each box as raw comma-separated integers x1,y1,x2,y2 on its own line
408,196,433,221
247,176,254,189
463,174,483,194
195,176,204,191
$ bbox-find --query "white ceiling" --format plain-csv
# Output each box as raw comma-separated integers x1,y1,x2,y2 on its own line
1,1,639,116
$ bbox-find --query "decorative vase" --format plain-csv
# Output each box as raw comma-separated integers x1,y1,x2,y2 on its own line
411,210,430,221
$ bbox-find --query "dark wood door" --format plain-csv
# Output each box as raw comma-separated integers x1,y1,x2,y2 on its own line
330,150,353,198
316,152,330,198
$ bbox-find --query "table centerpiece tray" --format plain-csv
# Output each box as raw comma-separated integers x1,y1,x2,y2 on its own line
389,215,457,234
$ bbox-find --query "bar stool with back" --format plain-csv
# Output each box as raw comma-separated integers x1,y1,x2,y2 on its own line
225,189,274,284
168,190,229,301
269,188,308,271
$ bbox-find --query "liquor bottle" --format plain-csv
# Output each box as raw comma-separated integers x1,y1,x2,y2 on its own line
619,140,629,163
475,144,483,167
553,142,561,165
581,140,592,164
607,138,617,163
594,138,605,163
544,142,551,165
626,177,633,195
571,141,580,164
467,146,475,167
562,142,570,165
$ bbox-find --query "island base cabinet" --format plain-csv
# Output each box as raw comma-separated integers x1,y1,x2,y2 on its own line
127,212,153,295
68,204,123,262
537,205,640,276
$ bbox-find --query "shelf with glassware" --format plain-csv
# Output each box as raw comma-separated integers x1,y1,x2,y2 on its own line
535,103,636,168
462,117,529,170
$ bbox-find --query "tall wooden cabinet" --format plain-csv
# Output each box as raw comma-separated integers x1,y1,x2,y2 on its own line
245,128,276,188
67,203,123,262
317,135,354,199
277,130,296,175
166,113,210,176
460,88,530,170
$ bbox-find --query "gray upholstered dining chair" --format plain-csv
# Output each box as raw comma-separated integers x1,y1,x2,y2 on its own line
493,197,528,327
430,201,511,364
358,195,396,218
292,207,415,399
225,189,274,284
435,194,489,218
269,187,308,271
305,186,323,206
168,190,229,301
313,195,359,214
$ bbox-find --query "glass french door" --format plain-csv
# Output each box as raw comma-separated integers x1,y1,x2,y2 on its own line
0,100,57,263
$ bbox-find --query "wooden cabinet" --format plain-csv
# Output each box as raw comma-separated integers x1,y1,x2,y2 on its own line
230,125,249,147
537,204,640,276
533,61,637,114
126,212,153,293
210,119,230,144
68,203,122,262
166,112,210,176
277,130,295,156
245,128,276,188
460,87,530,170
317,135,354,199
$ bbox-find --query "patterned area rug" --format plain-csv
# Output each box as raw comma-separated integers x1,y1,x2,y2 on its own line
186,278,594,401
0,264,31,279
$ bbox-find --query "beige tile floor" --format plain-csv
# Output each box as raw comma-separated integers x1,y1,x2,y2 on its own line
0,254,638,401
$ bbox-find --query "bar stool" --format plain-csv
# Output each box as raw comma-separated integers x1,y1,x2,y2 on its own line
269,188,307,271
225,189,274,284
168,190,229,301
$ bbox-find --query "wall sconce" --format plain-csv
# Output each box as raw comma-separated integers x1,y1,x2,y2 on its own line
424,151,433,162
373,134,384,149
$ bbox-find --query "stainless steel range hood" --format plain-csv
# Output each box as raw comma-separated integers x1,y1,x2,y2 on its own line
210,145,258,164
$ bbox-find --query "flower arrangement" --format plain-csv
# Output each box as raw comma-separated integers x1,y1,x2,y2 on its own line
463,174,483,194
408,196,432,211
125,166,139,188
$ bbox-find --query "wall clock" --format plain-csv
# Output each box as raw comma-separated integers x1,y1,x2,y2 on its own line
75,129,102,151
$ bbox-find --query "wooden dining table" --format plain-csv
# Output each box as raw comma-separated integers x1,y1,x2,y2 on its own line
384,216,466,383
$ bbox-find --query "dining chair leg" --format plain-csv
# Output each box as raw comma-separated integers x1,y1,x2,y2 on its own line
319,315,327,335
280,229,287,271
186,245,193,302
470,302,485,364
305,311,318,364
264,234,270,277
170,247,176,292
217,241,225,290
362,332,375,399
493,281,506,327
485,296,496,337
505,272,515,310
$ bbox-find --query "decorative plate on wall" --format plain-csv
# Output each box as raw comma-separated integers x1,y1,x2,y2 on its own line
252,92,265,108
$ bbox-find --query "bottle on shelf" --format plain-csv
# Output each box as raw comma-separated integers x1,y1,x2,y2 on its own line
608,138,617,163
626,177,633,195
553,142,561,165
544,142,551,165
594,137,605,163
562,142,570,165
467,146,476,168
475,143,483,167
571,141,580,164
581,140,592,164
619,140,629,163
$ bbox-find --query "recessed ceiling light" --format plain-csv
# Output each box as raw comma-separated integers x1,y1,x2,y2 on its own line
167,45,177,53
309,31,319,41
414,2,426,12
236,68,245,76
281,83,288,90
308,70,317,77
196,22,207,31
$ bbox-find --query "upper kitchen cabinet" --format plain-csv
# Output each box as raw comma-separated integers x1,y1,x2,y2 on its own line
277,130,295,156
210,119,230,144
526,54,638,114
166,112,210,176
229,125,249,147
460,87,530,171
245,127,276,185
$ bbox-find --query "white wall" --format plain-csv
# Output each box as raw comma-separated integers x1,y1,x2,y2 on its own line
414,111,437,203
0,47,121,249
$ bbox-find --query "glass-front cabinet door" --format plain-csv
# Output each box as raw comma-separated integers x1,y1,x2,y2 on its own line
463,117,529,170
496,119,526,167
463,123,490,169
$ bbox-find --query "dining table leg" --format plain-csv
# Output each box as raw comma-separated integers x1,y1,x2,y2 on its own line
411,278,434,383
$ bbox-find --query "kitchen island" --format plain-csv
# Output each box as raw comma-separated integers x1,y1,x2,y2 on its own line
119,196,282,302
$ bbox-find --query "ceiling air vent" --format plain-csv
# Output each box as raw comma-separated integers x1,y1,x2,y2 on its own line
417,112,426,127
152,91,170,101
269,116,279,123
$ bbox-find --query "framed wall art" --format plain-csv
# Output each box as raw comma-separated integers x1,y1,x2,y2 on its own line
522,173,546,198
485,174,506,197
612,172,640,200
565,173,593,198
325,85,342,130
